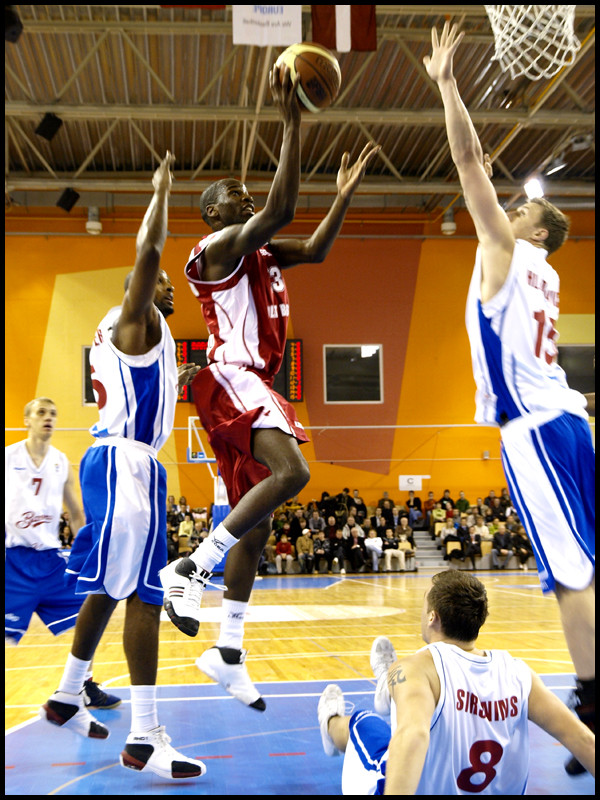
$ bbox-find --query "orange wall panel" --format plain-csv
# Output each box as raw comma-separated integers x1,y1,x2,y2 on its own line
5,209,594,507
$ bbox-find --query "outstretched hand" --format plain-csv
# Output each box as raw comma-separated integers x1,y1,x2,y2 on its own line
423,21,464,83
269,62,301,126
178,362,201,392
337,141,381,199
153,151,175,193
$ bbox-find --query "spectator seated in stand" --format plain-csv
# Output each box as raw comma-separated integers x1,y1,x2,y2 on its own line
324,516,341,544
473,515,493,541
491,522,513,570
351,490,368,523
422,491,436,530
312,530,331,574
364,529,384,572
275,533,295,574
330,529,347,574
382,528,404,572
455,490,471,514
429,502,446,539
440,519,465,563
344,527,366,573
342,514,363,539
370,507,388,534
464,526,482,570
396,530,416,571
405,491,424,529
308,509,326,533
396,516,416,548
437,489,455,510
512,525,535,571
289,507,308,549
296,528,315,574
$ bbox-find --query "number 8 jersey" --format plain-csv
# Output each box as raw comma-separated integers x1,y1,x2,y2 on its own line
407,642,532,795
185,231,289,383
465,240,587,427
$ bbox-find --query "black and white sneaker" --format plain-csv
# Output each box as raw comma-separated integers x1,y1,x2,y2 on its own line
40,690,110,739
159,558,224,637
196,646,266,711
120,725,206,780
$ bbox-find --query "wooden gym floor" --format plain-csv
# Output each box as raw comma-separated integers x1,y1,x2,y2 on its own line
5,568,595,795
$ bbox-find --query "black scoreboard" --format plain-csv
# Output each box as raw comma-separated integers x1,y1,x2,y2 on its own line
175,339,303,403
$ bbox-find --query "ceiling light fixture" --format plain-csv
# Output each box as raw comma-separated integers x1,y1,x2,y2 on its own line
86,207,102,235
441,209,457,235
524,177,544,199
545,157,567,176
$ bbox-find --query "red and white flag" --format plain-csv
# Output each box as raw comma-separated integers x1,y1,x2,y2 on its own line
311,5,377,53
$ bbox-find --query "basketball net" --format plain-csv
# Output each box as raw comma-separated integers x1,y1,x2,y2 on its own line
484,5,581,80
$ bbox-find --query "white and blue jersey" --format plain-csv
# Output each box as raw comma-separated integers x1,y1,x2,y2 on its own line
66,306,178,605
341,643,532,795
89,305,178,451
465,241,594,593
465,240,587,427
5,441,84,642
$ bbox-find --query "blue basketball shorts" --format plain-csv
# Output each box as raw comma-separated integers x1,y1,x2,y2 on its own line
5,546,84,643
341,710,390,795
65,438,167,605
500,410,595,594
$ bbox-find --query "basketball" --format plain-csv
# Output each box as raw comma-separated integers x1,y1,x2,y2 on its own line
275,42,342,113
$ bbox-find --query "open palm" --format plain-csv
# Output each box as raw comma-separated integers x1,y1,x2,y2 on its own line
423,21,464,83
337,141,381,199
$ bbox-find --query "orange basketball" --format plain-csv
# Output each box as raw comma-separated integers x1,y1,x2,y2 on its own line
275,42,342,113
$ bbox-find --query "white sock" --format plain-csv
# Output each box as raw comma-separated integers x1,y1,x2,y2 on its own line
216,599,248,650
58,653,92,696
191,523,238,574
130,685,159,733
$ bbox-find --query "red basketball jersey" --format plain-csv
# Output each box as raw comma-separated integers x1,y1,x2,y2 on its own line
185,231,289,384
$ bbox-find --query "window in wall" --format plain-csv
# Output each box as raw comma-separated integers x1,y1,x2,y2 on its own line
324,344,383,403
557,344,595,394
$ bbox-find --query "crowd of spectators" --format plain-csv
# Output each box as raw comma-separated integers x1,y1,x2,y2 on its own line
60,485,532,575
426,487,535,571
250,488,423,575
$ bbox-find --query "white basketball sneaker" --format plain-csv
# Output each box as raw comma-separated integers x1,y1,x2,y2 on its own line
120,725,206,780
196,646,266,711
370,635,397,715
40,690,109,739
159,557,224,637
318,684,346,756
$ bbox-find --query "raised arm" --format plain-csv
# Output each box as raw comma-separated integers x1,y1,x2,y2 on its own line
424,23,515,299
113,151,174,354
204,65,302,273
269,140,381,268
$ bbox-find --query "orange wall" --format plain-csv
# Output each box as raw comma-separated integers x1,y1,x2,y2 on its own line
5,208,595,509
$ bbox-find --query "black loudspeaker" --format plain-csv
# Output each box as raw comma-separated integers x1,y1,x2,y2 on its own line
56,188,80,212
5,6,23,43
35,113,63,141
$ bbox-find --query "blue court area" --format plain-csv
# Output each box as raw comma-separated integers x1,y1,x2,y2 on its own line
5,676,594,795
